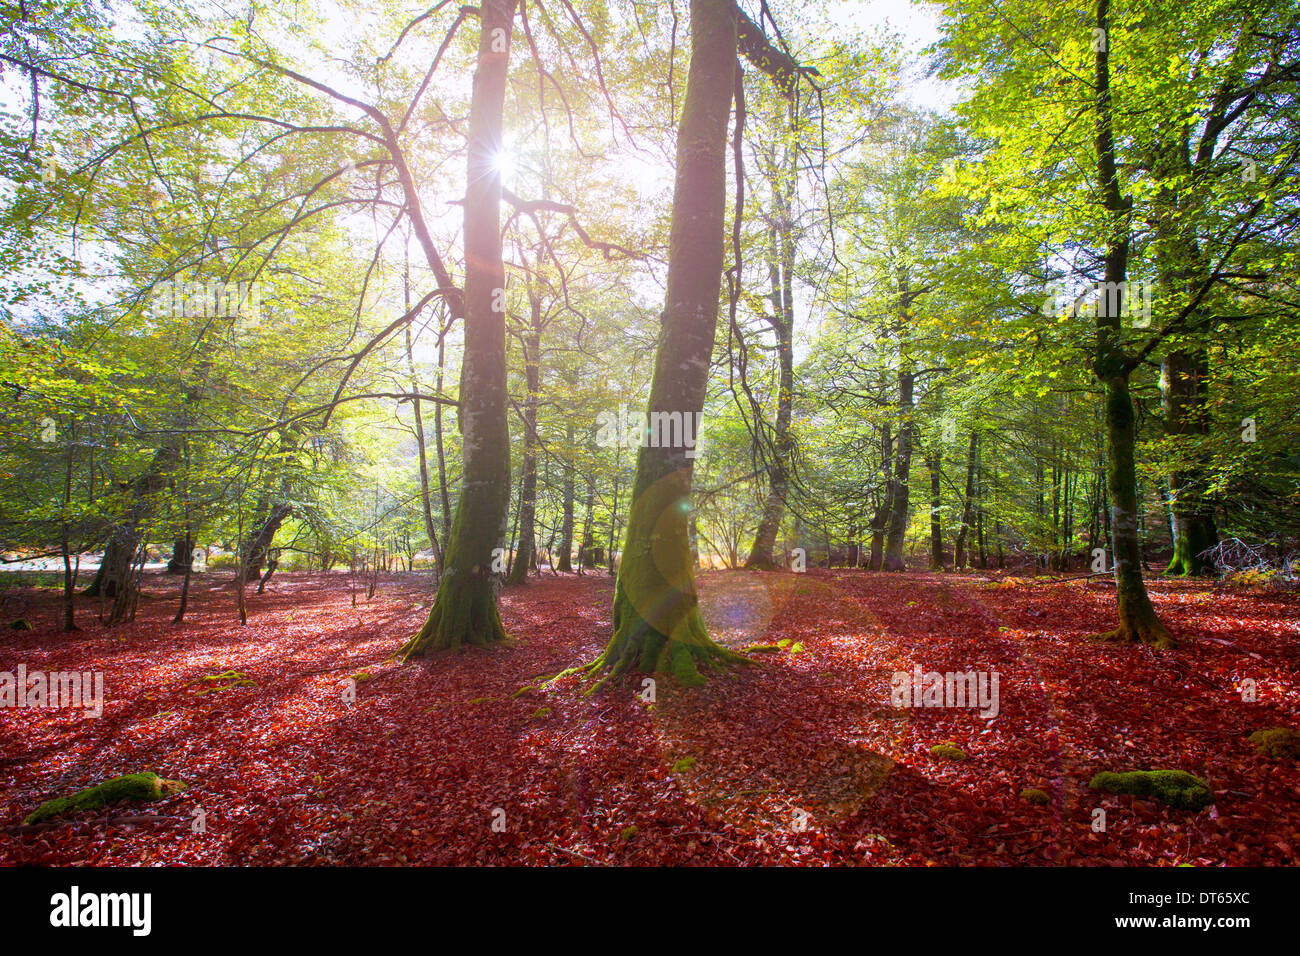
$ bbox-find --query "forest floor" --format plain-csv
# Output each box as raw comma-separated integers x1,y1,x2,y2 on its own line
2,567,1298,865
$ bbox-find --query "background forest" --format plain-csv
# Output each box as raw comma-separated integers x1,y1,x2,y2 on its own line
1,0,1299,870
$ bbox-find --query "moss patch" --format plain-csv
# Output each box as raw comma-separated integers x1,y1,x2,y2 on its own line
671,756,697,774
1019,787,1050,806
1088,769,1214,810
191,670,255,695
930,743,966,760
620,825,639,840
1248,727,1300,760
10,619,32,630
23,772,187,825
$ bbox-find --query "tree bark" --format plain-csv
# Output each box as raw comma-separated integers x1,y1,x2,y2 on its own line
883,366,914,572
1162,350,1218,574
927,449,943,570
868,423,892,570
239,503,291,579
61,417,78,631
558,419,575,571
85,443,177,601
588,0,747,686
506,297,541,586
1090,0,1172,647
403,0,516,655
954,431,979,568
406,313,444,581
166,534,193,574
744,132,797,570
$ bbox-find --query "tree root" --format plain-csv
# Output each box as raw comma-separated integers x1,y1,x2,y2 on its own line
1089,617,1177,650
401,571,508,660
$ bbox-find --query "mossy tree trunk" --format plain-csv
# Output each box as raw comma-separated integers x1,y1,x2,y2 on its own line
1099,373,1173,646
403,0,515,656
589,0,746,687
1090,0,1173,648
1148,101,1220,578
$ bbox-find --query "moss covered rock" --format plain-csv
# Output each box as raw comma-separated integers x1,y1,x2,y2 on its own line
1248,727,1300,760
1019,787,1050,805
930,743,966,760
23,772,187,825
1088,769,1214,810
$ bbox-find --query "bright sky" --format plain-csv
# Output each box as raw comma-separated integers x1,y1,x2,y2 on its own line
826,0,957,111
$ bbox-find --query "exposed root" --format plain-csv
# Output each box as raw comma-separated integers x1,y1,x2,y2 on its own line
1089,617,1177,650
401,571,508,660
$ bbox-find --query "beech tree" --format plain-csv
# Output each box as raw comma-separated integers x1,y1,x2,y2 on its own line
589,0,811,686
403,0,516,655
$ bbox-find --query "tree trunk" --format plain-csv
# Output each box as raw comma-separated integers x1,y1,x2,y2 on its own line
927,449,943,570
240,503,291,579
166,534,193,574
868,423,892,570
883,368,914,571
1090,0,1172,647
407,315,444,581
61,421,78,632
1162,348,1218,574
744,135,797,570
578,474,595,575
84,445,175,599
955,431,979,568
403,0,516,655
506,303,541,586
256,551,280,594
435,323,452,541
589,0,746,686
558,419,575,572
